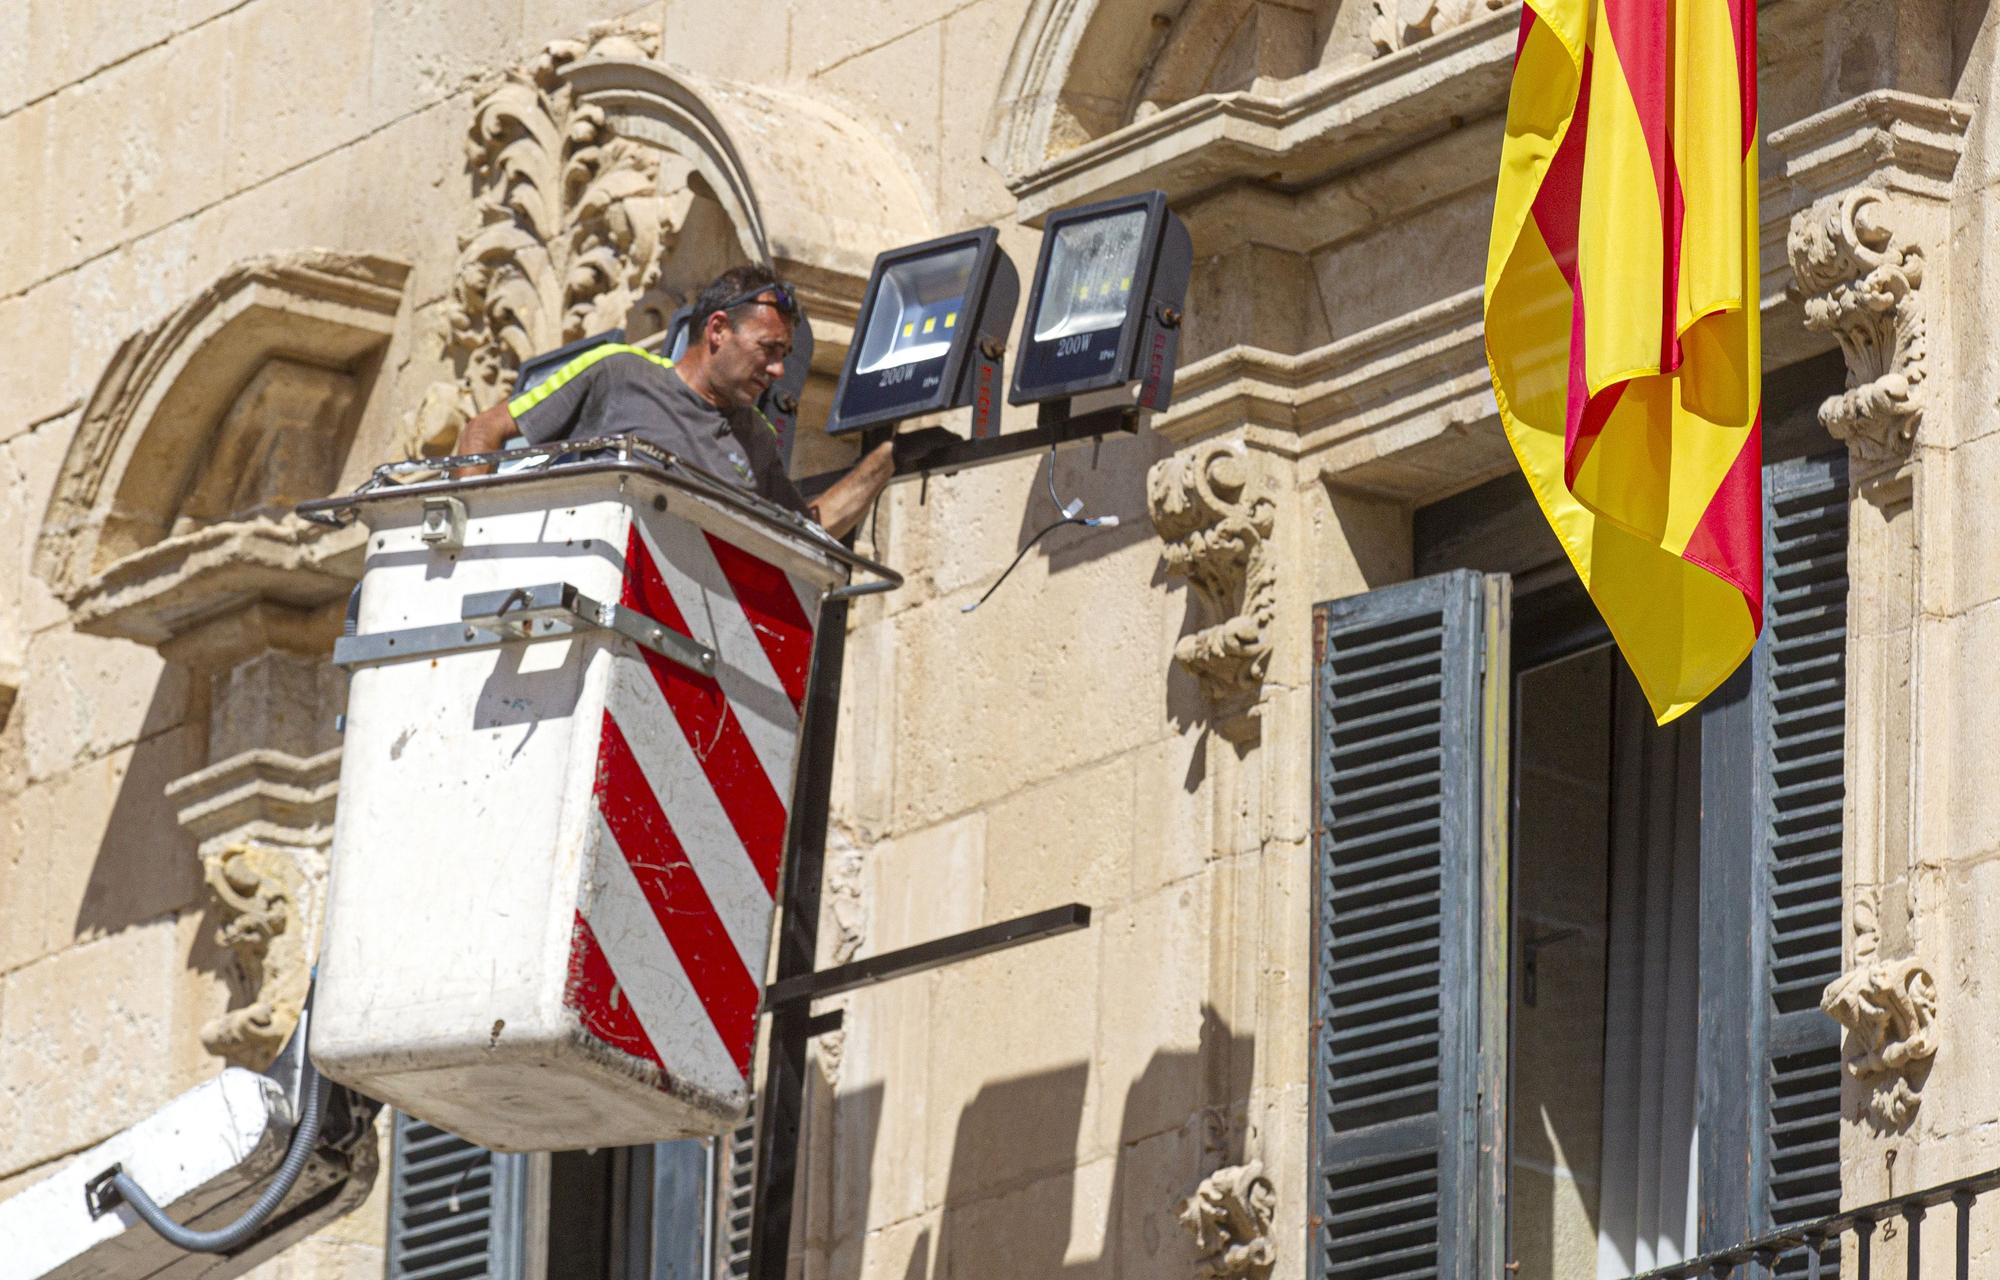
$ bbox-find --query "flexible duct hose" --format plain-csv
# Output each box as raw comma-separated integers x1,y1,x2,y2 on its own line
107,1056,329,1254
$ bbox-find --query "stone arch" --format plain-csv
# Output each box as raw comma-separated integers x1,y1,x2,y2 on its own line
985,0,1340,183
565,55,936,347
35,251,409,606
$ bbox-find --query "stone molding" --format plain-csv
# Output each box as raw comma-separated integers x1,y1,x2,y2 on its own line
1148,440,1277,720
36,251,407,599
997,5,1518,219
1371,0,1507,58
1768,91,1973,211
66,518,364,649
1788,189,1928,465
1179,1160,1277,1279
166,747,344,856
565,60,932,326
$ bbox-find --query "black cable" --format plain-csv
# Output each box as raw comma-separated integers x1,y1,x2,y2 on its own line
961,447,1118,614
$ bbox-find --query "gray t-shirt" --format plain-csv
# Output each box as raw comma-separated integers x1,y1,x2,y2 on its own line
508,344,805,514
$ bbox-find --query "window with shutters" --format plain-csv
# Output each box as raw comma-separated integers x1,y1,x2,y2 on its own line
383,1115,729,1279
1317,391,1849,1279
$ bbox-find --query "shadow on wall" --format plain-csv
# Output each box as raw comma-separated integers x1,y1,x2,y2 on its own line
66,674,212,960
826,1005,1256,1280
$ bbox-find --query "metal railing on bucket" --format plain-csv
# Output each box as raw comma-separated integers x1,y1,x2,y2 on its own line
1621,1167,2000,1280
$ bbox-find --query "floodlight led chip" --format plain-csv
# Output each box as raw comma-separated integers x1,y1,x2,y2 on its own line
829,228,1019,436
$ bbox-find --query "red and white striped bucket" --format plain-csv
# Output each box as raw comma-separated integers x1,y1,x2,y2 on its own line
310,456,880,1151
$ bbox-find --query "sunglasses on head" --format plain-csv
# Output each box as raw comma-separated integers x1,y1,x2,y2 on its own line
710,281,799,321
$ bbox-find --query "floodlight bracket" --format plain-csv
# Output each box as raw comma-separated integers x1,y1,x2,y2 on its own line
796,400,1139,498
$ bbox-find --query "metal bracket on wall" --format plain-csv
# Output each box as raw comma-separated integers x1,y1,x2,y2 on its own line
330,580,716,675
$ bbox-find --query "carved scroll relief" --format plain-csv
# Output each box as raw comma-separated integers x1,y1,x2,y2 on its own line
1821,892,1939,1130
1788,188,1928,466
1180,1161,1277,1279
1148,442,1278,717
403,21,688,457
1371,0,1506,57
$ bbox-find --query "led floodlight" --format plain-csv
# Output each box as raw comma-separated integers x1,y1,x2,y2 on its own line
828,227,1019,436
1010,190,1191,410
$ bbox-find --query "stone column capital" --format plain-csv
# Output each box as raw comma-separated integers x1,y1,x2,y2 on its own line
1772,92,1971,475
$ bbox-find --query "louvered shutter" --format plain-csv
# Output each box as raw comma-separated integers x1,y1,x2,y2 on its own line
716,1110,757,1278
1312,570,1509,1280
1751,453,1848,1270
385,1111,533,1280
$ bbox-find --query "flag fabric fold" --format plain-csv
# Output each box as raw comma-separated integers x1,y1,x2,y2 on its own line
1484,0,1762,724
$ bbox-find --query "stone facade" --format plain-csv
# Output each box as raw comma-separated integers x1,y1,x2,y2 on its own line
6,1,2000,1278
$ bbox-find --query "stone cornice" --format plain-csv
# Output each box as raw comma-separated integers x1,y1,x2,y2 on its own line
1768,91,1974,208
68,518,364,647
1011,6,1520,222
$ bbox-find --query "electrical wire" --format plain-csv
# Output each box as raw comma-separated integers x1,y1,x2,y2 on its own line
103,1055,330,1254
962,447,1119,614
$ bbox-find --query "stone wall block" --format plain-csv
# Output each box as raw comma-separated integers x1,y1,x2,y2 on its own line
37,726,205,955
887,554,1170,829
1093,872,1215,1154
220,0,375,192
1310,192,1492,344
0,98,51,297
17,628,189,783
832,970,936,1237
938,0,1038,224
984,754,1133,921
813,21,943,206
935,1156,1115,1279
30,15,231,301
923,924,1099,1206
0,920,179,1174
1925,601,2000,864
1923,428,2000,617
827,1209,937,1280
0,413,75,647
1130,730,1215,898
868,815,986,953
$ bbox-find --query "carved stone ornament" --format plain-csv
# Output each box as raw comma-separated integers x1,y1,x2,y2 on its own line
1788,188,1927,465
1820,892,1939,1130
1148,442,1278,717
1371,0,1506,57
409,20,687,455
1823,957,1939,1129
1179,1160,1277,1279
200,843,307,1069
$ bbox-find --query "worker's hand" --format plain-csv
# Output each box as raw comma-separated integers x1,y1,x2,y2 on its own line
450,402,518,478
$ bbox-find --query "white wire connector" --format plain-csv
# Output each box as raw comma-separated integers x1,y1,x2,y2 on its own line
962,448,1117,614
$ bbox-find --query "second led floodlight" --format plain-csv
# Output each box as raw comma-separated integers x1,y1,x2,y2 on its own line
828,227,1019,436
1010,190,1192,410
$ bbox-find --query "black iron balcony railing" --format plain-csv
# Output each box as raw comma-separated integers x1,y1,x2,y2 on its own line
1626,1167,2000,1280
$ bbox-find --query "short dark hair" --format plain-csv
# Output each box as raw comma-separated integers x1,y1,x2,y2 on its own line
694,264,799,329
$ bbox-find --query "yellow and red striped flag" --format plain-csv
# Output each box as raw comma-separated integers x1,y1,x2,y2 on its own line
1484,0,1761,723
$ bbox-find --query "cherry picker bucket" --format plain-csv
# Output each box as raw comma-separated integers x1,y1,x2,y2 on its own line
298,440,897,1152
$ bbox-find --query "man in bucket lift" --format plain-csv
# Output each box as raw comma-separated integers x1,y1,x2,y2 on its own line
455,264,894,537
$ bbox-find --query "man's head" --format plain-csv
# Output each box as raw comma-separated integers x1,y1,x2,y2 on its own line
676,264,799,411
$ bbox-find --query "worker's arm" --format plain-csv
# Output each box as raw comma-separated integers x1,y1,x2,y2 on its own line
450,401,518,476
806,440,895,539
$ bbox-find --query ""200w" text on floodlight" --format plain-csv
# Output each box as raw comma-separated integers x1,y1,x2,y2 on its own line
827,228,1019,437
1010,191,1191,411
